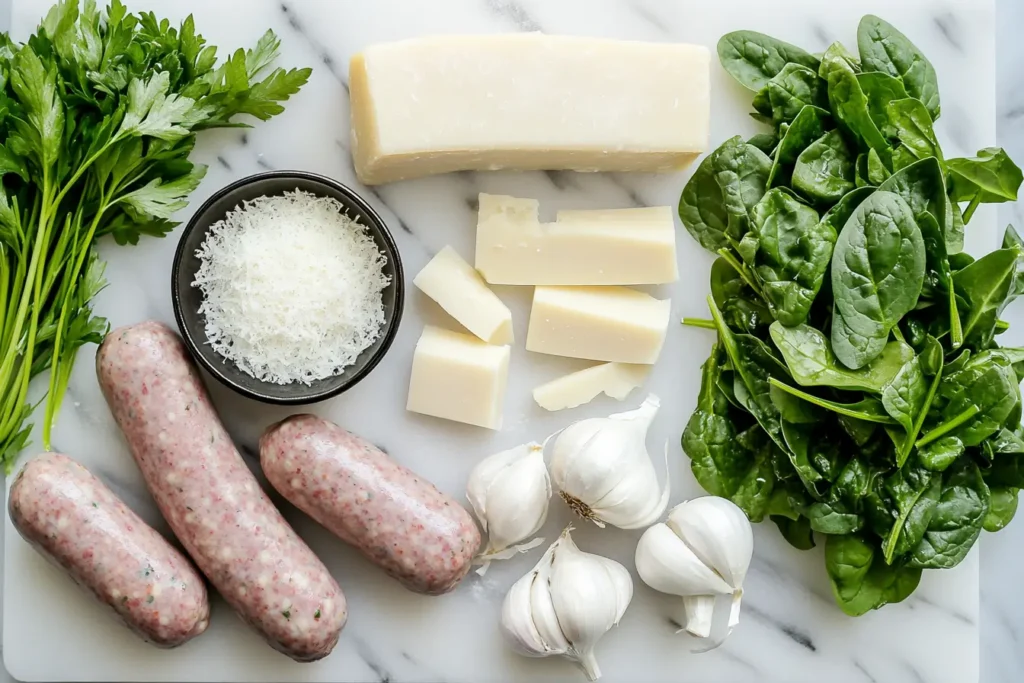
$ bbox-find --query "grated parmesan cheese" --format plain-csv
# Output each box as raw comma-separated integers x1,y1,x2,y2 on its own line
192,189,390,385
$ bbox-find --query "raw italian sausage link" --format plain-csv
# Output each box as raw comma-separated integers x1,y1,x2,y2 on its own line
9,452,209,647
260,414,481,595
96,321,346,662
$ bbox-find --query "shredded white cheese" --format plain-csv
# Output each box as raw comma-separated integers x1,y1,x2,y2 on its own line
192,189,390,385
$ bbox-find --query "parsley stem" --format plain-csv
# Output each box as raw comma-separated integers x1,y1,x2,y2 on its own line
915,405,981,449
43,199,111,448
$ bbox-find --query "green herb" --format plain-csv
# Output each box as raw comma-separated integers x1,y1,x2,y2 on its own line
314,609,321,620
282,610,291,620
0,0,311,466
680,13,1024,616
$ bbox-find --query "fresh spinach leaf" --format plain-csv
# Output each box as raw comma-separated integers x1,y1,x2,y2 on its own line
773,514,816,550
770,321,913,392
830,191,926,369
680,136,772,253
718,31,821,91
770,383,824,424
867,148,891,185
1001,224,1024,302
881,357,927,435
987,454,1024,488
947,147,1023,204
953,248,1018,349
887,98,944,168
856,70,909,139
748,132,778,155
683,345,748,496
934,350,1020,447
908,459,990,569
819,185,876,234
825,534,922,616
767,105,829,188
767,63,829,126
780,420,827,495
809,499,864,534
820,42,890,164
709,296,792,454
918,436,964,472
983,487,1018,532
792,130,857,204
882,466,941,563
857,15,940,120
710,257,773,336
878,157,954,257
748,188,834,325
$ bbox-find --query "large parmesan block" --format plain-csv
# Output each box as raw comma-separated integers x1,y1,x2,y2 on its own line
407,326,511,430
413,246,513,344
349,34,710,185
526,286,671,364
475,194,678,285
533,363,650,411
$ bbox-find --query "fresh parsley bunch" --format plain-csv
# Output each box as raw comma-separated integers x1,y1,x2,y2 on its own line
680,15,1024,615
0,0,311,465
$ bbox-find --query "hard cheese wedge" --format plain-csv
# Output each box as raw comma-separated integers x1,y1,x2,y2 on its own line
349,34,710,185
413,246,513,344
407,326,511,430
533,363,651,411
526,286,671,364
475,194,678,285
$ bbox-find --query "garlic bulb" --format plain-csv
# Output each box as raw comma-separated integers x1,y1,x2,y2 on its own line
635,497,753,641
500,527,633,681
466,442,551,574
548,394,670,529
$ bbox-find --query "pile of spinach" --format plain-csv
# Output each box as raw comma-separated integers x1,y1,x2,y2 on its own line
680,15,1024,616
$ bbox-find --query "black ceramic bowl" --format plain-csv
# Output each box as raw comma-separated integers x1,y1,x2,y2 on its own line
171,171,404,405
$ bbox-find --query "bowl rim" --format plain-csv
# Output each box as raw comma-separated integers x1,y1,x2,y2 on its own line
170,169,405,405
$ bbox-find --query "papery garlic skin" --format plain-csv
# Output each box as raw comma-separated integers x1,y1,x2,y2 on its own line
467,442,551,573
499,527,633,681
548,394,670,529
634,497,753,641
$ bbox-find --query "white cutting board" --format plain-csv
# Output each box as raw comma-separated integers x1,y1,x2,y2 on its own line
3,1,998,682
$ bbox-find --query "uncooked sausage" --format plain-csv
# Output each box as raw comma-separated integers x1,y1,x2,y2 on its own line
96,321,346,661
9,452,209,647
260,414,481,595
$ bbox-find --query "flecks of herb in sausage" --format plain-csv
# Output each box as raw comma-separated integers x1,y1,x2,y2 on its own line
282,609,291,620
314,609,321,620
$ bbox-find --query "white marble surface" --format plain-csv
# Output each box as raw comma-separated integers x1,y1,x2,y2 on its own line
0,0,1019,681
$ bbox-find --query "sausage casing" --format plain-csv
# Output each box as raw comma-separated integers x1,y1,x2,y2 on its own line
9,452,209,647
260,414,481,595
96,321,346,661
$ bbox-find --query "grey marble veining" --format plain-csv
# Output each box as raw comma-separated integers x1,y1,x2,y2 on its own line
0,0,1018,681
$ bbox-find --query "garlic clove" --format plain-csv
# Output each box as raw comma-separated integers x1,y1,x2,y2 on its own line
681,595,717,638
549,394,670,530
529,537,572,655
548,529,633,681
467,442,551,560
667,497,753,589
635,523,733,596
500,570,552,657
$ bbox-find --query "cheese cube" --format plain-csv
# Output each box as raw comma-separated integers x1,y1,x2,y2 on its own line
407,326,510,429
475,194,678,285
413,246,513,345
349,34,710,185
526,286,671,364
533,363,651,411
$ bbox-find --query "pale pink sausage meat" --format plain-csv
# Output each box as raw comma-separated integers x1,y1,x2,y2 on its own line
260,414,481,595
96,321,346,661
9,452,209,647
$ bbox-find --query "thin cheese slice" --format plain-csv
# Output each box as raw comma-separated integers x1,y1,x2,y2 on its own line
407,326,510,430
475,194,678,285
526,286,671,364
533,363,651,411
414,246,513,344
350,34,710,185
